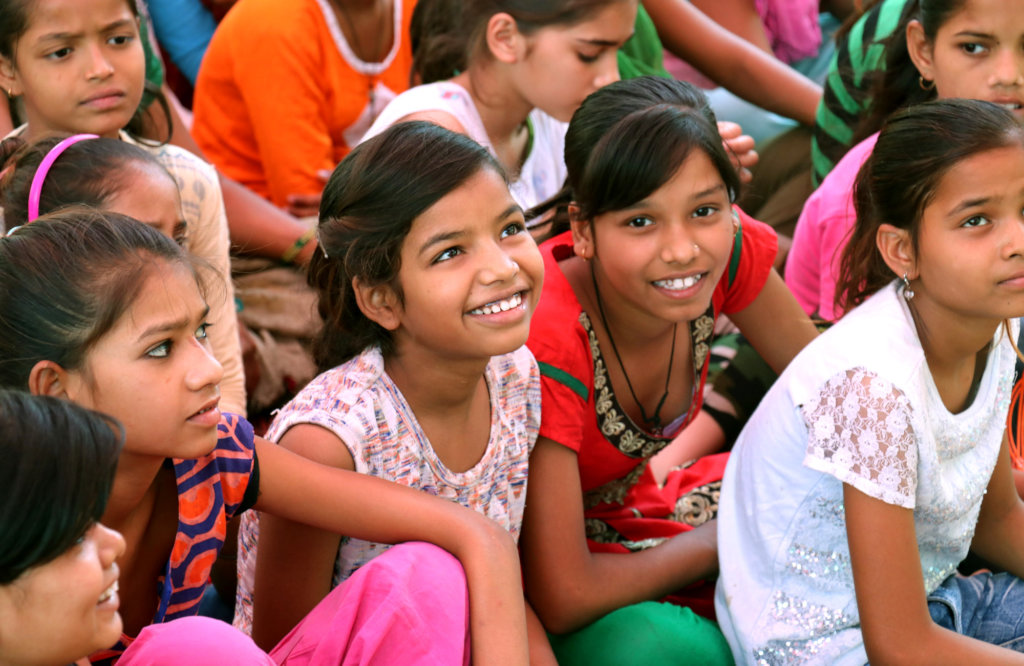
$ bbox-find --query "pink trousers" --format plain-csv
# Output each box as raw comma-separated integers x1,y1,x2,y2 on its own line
117,543,470,665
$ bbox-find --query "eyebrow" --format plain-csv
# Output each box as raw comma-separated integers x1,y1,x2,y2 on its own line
627,184,728,211
577,33,634,47
418,229,465,258
692,183,727,200
37,19,135,42
498,203,524,221
136,304,211,341
947,196,992,217
953,31,994,39
417,204,524,257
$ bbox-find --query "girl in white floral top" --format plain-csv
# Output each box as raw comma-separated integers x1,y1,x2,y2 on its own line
717,98,1024,665
235,121,551,659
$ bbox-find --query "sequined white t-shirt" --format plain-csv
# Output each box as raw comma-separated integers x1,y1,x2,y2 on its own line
233,344,540,634
715,281,1015,665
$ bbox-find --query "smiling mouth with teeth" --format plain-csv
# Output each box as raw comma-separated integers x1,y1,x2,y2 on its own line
998,103,1023,111
98,581,118,604
654,274,704,290
469,291,524,315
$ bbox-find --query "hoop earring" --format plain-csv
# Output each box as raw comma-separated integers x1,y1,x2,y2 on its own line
902,272,915,301
918,76,935,91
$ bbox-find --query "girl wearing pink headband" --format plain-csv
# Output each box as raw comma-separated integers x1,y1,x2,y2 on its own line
1,134,188,245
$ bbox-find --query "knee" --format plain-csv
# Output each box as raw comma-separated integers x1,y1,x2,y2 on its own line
123,617,272,665
362,542,467,598
390,542,462,574
550,602,734,666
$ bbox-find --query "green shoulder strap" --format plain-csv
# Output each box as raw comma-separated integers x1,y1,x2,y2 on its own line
728,210,743,288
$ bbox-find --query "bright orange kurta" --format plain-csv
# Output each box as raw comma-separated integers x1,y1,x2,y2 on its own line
192,0,415,206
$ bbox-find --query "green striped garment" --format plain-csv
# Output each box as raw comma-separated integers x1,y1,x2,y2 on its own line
811,0,911,185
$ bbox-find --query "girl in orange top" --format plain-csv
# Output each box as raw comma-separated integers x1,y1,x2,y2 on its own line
192,0,416,212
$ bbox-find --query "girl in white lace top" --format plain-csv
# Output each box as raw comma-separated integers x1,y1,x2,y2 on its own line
717,98,1024,665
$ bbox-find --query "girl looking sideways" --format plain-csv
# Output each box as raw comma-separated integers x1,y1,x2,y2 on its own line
719,99,1024,665
0,208,529,664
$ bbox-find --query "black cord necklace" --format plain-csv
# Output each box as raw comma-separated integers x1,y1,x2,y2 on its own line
590,263,677,433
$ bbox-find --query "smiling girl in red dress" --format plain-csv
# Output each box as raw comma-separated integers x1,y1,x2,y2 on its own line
521,77,818,664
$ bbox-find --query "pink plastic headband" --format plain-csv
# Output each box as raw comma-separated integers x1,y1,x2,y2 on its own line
27,133,100,222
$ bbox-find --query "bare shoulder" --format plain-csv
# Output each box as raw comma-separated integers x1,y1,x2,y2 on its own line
394,110,469,135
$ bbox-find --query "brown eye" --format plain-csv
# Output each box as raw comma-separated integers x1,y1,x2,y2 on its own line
433,247,462,264
501,222,525,238
960,42,987,55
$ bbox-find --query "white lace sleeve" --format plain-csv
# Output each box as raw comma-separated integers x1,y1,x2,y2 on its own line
801,367,918,508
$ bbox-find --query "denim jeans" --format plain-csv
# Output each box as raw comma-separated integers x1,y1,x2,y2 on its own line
928,571,1024,651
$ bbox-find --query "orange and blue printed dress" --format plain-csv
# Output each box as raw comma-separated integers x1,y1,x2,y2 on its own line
91,413,257,664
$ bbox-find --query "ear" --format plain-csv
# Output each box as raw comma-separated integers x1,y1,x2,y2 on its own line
876,223,917,280
352,277,402,331
0,54,19,97
568,204,594,259
485,12,526,65
906,19,936,84
27,360,73,398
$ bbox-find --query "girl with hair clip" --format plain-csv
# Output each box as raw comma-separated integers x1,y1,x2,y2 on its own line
233,120,553,659
787,0,1023,322
0,208,530,665
717,98,1024,665
360,0,636,209
520,77,818,665
0,0,246,415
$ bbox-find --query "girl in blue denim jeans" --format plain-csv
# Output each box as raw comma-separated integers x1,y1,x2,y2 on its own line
716,98,1024,665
